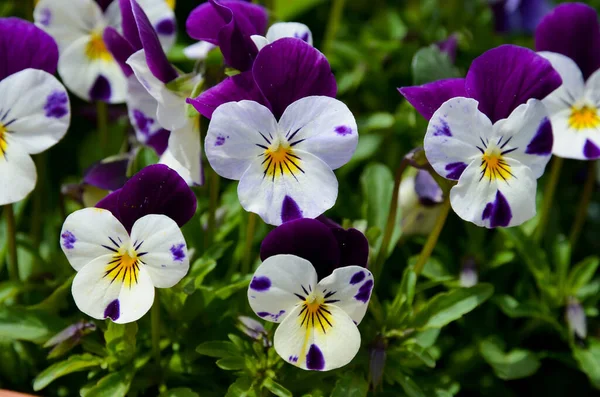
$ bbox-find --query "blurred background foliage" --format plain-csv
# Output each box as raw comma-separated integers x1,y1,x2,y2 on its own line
1,0,600,396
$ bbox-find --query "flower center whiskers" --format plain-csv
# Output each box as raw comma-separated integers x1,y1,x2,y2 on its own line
0,123,7,159
480,148,513,182
569,105,600,130
262,138,304,181
103,239,146,288
85,31,113,61
298,293,333,334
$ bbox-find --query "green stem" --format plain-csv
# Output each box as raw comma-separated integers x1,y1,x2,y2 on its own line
241,212,258,274
322,0,347,57
569,161,596,249
151,295,161,368
534,156,563,243
206,170,220,247
96,101,109,154
413,197,451,275
5,205,18,282
31,153,46,248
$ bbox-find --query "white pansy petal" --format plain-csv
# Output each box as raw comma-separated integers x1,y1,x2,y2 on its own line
160,148,193,185
492,99,552,178
34,0,102,51
584,69,600,107
72,256,155,323
206,100,278,180
274,304,360,371
266,22,313,46
250,35,270,51
539,51,584,115
60,208,130,271
238,150,338,226
137,0,177,51
248,255,318,324
58,35,127,103
425,97,492,181
0,70,70,154
127,50,185,130
317,266,373,325
546,109,600,160
103,0,122,29
0,137,36,206
126,75,164,144
277,96,358,170
129,214,189,288
450,158,536,228
183,41,216,60
169,117,203,185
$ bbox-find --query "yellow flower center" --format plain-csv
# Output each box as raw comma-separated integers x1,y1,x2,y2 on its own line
481,148,513,182
85,31,113,62
166,0,176,9
568,105,600,130
0,123,7,159
104,246,142,288
299,294,333,334
262,140,304,180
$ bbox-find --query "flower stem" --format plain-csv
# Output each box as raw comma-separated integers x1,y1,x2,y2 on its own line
241,212,258,274
322,0,347,57
151,295,161,368
96,101,109,155
534,156,563,243
569,161,596,249
413,197,451,275
4,204,18,282
206,169,220,247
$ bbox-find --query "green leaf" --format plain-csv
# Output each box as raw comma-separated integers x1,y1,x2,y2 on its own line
493,295,563,335
573,339,600,390
387,267,417,326
274,0,325,20
391,372,426,397
479,338,541,380
0,306,65,343
160,388,200,397
411,45,460,85
216,356,246,371
330,373,368,397
104,322,137,366
263,378,292,397
33,353,103,391
196,341,240,358
214,276,251,300
81,367,134,397
411,284,494,329
567,256,599,294
0,281,21,304
225,376,256,397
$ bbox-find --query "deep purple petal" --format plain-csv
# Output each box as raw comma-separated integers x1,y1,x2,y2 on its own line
131,0,178,83
119,0,142,50
414,170,443,206
96,188,121,219
145,128,170,156
491,1,511,33
0,18,59,81
465,44,562,122
103,27,135,77
83,157,130,191
329,227,369,269
95,0,113,12
535,3,600,80
186,71,269,119
398,78,466,121
253,38,337,119
436,33,458,63
97,164,197,232
260,218,340,280
519,0,551,33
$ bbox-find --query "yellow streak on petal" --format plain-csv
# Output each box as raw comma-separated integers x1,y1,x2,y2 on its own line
85,31,113,62
569,105,600,130
295,294,334,366
0,123,7,159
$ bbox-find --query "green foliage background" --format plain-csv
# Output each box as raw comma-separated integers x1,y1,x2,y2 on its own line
1,0,600,396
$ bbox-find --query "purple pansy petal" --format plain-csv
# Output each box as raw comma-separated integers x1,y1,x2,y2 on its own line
96,164,197,232
119,0,142,50
519,0,551,33
253,38,337,119
131,0,178,83
187,71,269,119
465,45,561,122
414,170,443,206
492,0,550,33
330,227,369,269
83,157,130,191
436,33,458,63
398,78,466,120
104,27,135,77
0,17,59,81
260,218,340,280
535,3,600,80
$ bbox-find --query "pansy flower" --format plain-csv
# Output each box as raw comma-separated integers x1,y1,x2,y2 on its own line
260,217,369,279
186,0,268,72
34,0,175,103
0,18,70,206
400,45,561,228
398,170,444,235
251,22,313,51
248,254,374,371
60,164,195,323
535,3,600,160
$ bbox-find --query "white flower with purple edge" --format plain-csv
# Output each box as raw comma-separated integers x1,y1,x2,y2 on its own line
251,22,313,51
248,254,374,371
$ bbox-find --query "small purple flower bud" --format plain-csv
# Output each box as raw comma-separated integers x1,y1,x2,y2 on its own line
436,33,458,63
460,258,478,287
237,316,270,346
566,297,587,339
414,170,443,207
369,337,386,390
44,321,96,348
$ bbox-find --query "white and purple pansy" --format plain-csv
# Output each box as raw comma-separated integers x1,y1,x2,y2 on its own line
251,22,313,51
248,254,374,371
535,3,600,160
0,18,70,206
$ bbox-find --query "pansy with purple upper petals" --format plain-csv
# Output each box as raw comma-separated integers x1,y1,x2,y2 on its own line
535,3,600,160
251,22,313,51
0,18,71,206
248,254,374,371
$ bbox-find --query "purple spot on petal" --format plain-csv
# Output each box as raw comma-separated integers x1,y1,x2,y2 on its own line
525,118,553,155
306,344,325,370
133,109,154,137
334,125,352,136
215,135,226,146
257,312,270,318
104,299,120,321
433,118,452,137
289,355,298,363
61,231,76,249
89,75,111,101
482,190,512,228
281,195,303,223
44,91,68,119
583,139,600,159
354,279,373,303
40,8,51,26
155,18,176,35
294,31,310,42
250,276,271,291
170,243,185,262
445,162,467,180
350,271,365,285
